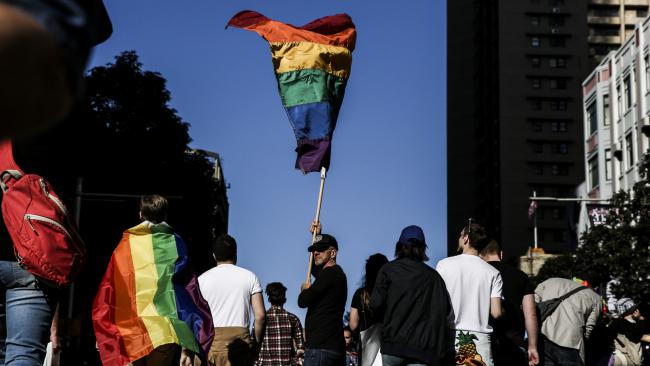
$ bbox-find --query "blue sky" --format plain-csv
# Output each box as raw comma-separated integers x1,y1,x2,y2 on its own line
90,0,447,319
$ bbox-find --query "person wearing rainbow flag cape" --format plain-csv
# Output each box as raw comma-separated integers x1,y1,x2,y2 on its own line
92,195,213,366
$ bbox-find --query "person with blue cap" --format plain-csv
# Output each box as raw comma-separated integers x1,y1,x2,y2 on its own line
370,225,454,366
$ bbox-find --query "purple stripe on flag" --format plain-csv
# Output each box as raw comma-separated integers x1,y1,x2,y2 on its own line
296,139,331,173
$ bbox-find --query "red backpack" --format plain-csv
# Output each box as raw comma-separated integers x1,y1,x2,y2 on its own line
0,140,85,287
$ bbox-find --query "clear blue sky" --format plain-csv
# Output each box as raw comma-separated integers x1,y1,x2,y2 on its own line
90,0,447,320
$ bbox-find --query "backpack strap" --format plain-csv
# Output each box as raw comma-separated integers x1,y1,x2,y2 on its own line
558,286,588,302
0,140,22,173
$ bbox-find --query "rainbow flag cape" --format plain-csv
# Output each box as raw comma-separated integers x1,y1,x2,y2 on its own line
92,222,213,365
227,10,356,173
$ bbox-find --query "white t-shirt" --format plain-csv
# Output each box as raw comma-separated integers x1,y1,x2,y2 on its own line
198,264,262,327
436,254,503,333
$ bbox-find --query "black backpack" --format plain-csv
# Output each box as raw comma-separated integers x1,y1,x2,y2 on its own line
538,286,588,323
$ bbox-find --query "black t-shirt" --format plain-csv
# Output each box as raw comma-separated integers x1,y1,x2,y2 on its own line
351,287,374,332
488,261,535,345
298,264,348,352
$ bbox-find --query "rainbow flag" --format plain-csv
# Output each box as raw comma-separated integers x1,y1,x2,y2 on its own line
228,10,356,173
92,222,213,365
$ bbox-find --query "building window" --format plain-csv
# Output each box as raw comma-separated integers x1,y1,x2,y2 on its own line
531,57,541,68
589,156,599,189
551,208,564,220
624,75,632,111
605,149,612,181
554,143,568,154
532,163,544,175
531,37,541,47
603,95,610,126
551,100,567,111
531,99,542,110
549,16,565,27
638,9,648,18
533,121,543,131
551,164,568,176
532,142,544,154
531,15,541,26
549,57,567,68
550,78,566,89
587,101,598,135
549,37,566,47
531,78,541,89
626,133,634,169
551,121,568,132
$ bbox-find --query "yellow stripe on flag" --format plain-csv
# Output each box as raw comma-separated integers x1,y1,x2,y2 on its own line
270,42,351,79
129,231,179,348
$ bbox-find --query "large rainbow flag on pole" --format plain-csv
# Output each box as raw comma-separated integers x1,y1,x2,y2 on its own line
227,10,356,173
92,222,213,365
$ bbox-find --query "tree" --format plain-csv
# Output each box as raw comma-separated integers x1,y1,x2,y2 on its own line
536,149,650,305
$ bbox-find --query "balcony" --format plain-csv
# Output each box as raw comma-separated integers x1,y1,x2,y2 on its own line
624,0,650,6
588,16,620,25
588,35,621,44
589,0,622,4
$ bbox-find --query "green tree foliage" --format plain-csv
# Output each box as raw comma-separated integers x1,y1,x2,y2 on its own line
536,150,650,304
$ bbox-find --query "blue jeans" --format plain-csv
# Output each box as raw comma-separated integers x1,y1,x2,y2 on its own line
381,354,427,366
305,349,345,366
0,261,58,366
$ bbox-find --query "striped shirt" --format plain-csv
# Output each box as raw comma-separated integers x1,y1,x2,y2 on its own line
255,306,304,366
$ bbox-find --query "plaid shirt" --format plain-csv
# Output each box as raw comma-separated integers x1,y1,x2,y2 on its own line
255,306,304,366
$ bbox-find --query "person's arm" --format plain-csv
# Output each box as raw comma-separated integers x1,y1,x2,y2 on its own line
522,294,539,365
179,349,193,366
490,272,504,319
369,269,388,314
50,304,60,353
291,314,305,357
298,270,332,308
490,297,504,319
584,294,601,340
251,292,265,344
349,307,360,332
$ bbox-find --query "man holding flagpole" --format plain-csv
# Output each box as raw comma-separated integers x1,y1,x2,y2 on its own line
298,229,348,366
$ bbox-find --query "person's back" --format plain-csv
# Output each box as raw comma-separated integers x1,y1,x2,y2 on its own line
435,222,502,366
198,234,265,366
535,277,601,365
199,264,261,327
437,254,501,333
256,282,304,366
371,225,453,366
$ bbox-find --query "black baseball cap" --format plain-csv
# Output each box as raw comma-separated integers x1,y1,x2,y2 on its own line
307,233,338,252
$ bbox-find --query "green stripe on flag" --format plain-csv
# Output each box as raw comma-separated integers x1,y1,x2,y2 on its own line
151,231,198,350
277,69,347,107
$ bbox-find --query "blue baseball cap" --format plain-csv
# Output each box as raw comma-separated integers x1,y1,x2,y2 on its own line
399,225,425,244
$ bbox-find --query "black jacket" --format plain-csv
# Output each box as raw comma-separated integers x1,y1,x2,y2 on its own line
370,258,453,365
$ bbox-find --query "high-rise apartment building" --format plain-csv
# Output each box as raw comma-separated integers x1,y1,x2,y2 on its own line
588,0,650,65
448,0,589,257
580,17,650,230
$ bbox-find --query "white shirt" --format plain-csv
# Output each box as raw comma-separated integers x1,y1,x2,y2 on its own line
436,254,503,333
198,263,262,327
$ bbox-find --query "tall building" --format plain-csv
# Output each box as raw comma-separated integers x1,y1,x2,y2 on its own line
588,0,650,65
448,0,589,257
579,17,650,231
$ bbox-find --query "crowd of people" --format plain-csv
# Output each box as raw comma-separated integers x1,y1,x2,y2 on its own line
1,193,649,366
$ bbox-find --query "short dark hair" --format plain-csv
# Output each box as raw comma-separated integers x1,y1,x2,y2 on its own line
343,326,352,334
265,282,287,306
395,239,429,261
213,234,237,262
480,239,501,257
139,195,168,224
461,222,490,252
